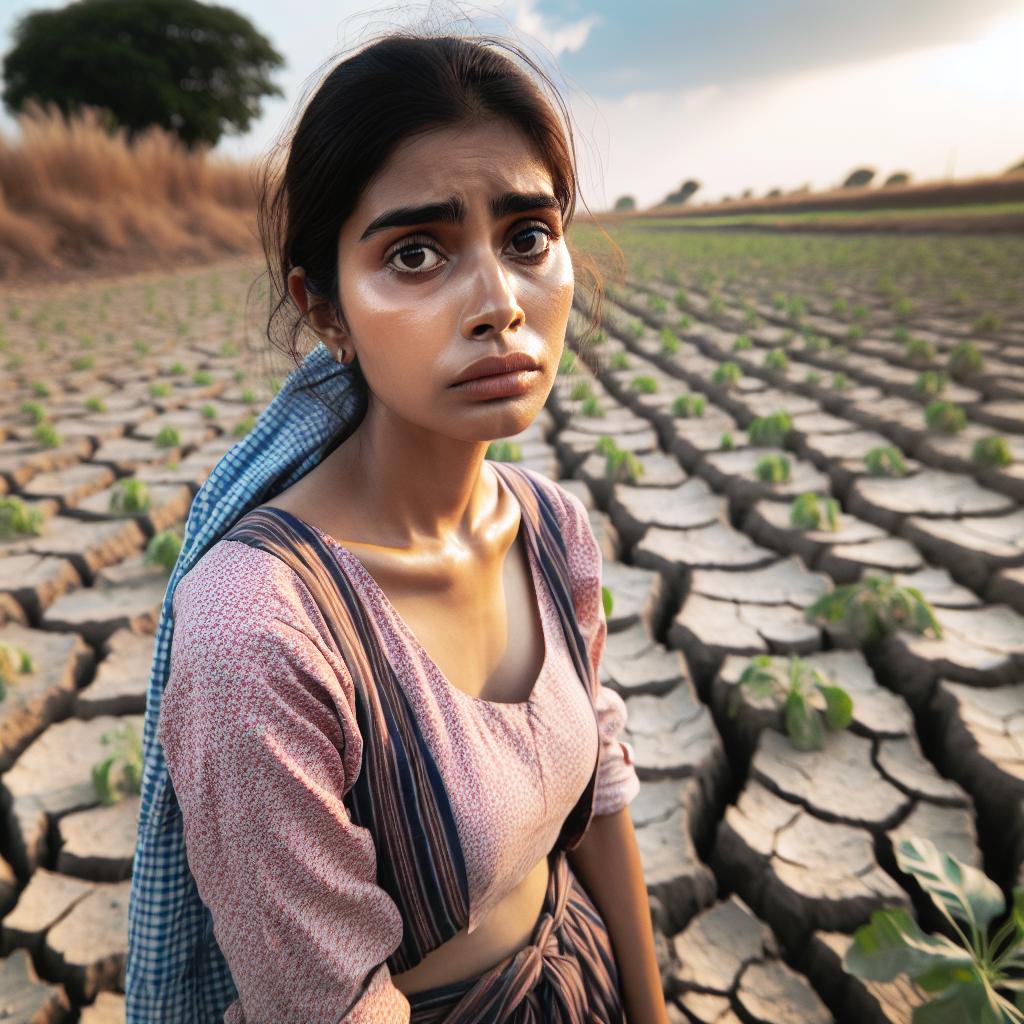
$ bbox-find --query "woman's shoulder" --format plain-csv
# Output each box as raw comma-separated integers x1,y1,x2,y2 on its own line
172,536,325,646
500,462,588,530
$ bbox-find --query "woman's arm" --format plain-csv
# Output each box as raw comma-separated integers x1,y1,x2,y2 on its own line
568,807,670,1024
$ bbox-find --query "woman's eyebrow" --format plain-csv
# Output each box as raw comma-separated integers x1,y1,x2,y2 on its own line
359,191,560,242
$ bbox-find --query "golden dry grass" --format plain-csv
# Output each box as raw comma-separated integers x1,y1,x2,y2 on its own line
0,101,261,283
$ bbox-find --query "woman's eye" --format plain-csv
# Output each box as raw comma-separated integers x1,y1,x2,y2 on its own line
384,225,554,276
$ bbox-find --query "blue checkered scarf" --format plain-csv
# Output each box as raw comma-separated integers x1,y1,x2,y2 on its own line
125,341,363,1023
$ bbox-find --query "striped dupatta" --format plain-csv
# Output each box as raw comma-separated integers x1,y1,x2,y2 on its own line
219,459,601,998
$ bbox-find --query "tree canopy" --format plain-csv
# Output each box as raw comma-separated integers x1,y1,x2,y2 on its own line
2,0,285,147
842,167,876,188
664,179,700,205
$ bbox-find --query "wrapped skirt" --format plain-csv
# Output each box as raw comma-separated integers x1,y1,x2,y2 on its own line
407,850,625,1023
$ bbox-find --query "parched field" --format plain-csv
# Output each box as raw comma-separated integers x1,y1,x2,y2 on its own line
0,226,1022,1022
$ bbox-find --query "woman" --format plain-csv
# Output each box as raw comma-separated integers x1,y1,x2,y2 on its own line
126,29,668,1024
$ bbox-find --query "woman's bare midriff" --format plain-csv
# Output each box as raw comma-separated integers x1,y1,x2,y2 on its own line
391,853,551,996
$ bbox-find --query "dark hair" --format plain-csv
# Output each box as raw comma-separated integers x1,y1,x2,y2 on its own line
253,27,622,457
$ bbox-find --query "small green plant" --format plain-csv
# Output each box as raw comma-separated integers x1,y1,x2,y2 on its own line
732,334,753,351
805,574,942,645
831,372,849,391
200,403,218,420
729,654,853,751
71,354,94,371
109,478,152,514
720,432,735,451
580,395,605,417
925,400,967,435
602,585,614,618
914,371,947,399
145,528,183,572
865,445,908,477
672,393,706,418
155,425,181,448
646,292,668,314
659,328,681,354
92,721,143,806
790,492,840,531
233,413,257,436
755,454,791,483
85,395,107,413
804,370,822,386
627,319,644,340
233,369,245,384
571,379,594,401
972,312,1002,335
0,641,34,702
240,388,257,404
905,337,936,367
134,340,150,356
845,836,1024,1024
673,289,689,311
948,341,984,381
486,440,522,462
610,351,632,371
748,411,792,448
802,332,831,353
763,348,789,372
712,361,742,387
846,324,866,342
597,436,644,484
558,351,578,375
192,370,214,386
972,435,1013,468
33,422,61,448
149,383,171,398
168,361,187,376
0,496,45,539
891,295,914,321
219,340,240,357
676,314,694,331
630,375,658,394
20,400,47,424
31,380,50,397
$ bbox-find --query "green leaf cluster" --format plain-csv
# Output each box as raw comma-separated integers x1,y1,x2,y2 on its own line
845,836,1024,1024
730,654,854,751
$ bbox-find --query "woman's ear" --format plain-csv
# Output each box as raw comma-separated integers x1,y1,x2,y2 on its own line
287,267,345,345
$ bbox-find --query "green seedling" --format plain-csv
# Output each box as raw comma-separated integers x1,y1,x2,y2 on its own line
145,529,183,572
755,454,791,484
925,400,967,435
845,836,1024,1024
730,654,853,752
0,496,44,539
805,574,942,645
92,721,143,806
486,441,522,462
972,435,1013,468
748,412,792,448
790,492,840,531
865,446,908,477
109,478,151,514
155,426,181,448
672,394,706,418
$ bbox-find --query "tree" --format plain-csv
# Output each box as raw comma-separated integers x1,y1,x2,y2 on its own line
614,195,636,211
884,171,911,186
664,179,700,205
2,0,284,148
842,167,876,188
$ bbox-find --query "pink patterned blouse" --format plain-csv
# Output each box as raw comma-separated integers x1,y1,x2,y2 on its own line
157,475,640,1023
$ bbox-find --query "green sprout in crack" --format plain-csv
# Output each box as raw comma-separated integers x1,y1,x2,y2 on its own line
730,654,853,752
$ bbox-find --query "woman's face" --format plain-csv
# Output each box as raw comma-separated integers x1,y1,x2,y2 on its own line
332,119,574,442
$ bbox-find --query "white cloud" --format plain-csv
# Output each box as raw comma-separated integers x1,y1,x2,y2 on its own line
573,8,1024,207
511,0,600,57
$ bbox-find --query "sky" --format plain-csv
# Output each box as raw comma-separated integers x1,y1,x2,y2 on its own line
1,0,1022,207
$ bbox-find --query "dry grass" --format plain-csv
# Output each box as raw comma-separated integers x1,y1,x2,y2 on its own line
0,101,261,283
